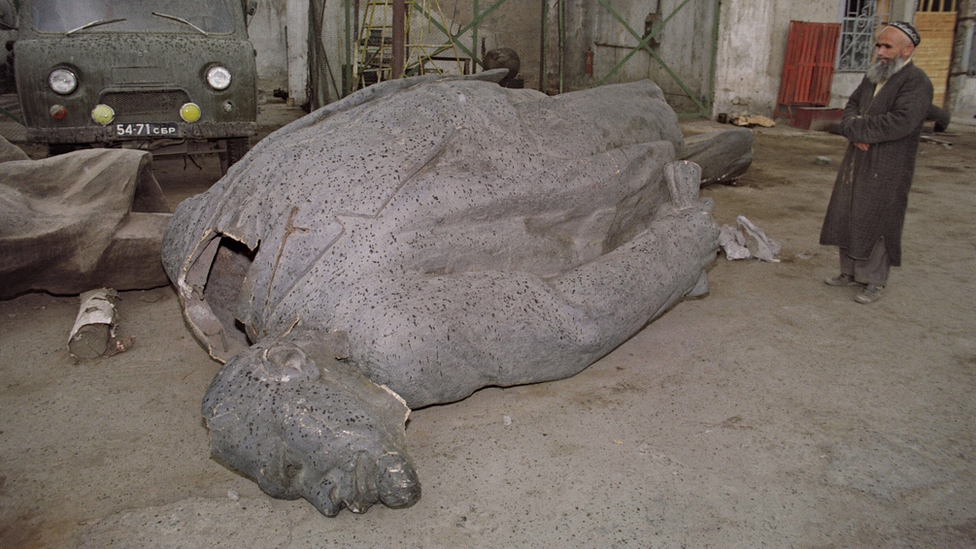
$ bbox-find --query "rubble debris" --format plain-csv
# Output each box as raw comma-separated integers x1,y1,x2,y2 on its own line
719,216,781,262
68,289,118,359
719,225,752,260
920,135,952,148
730,114,775,128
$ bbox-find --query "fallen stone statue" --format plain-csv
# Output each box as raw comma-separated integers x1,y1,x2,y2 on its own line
162,70,735,516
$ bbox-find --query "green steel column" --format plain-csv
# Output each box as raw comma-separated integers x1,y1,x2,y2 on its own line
707,0,720,115
473,0,479,72
540,0,547,91
344,0,352,95
558,0,564,93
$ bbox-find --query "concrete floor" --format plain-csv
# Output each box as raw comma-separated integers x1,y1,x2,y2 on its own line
1,100,975,549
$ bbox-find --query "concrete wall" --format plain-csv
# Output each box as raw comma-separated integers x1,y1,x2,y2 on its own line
254,0,802,115
285,0,308,106
710,0,924,118
254,0,974,121
251,0,845,115
712,1,775,117
579,0,716,113
247,0,343,107
248,0,714,110
712,0,840,118
249,0,289,96
465,0,546,90
250,0,545,103
947,0,976,119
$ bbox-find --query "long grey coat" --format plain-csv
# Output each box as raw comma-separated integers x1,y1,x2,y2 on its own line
819,62,933,266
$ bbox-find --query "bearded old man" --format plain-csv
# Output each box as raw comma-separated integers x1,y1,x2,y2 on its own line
820,21,933,304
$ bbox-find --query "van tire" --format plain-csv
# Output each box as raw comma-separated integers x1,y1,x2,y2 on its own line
220,137,250,174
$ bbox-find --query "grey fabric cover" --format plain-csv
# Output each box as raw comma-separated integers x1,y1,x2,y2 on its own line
0,136,170,297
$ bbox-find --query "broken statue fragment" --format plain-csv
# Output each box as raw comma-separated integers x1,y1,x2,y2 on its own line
162,71,724,516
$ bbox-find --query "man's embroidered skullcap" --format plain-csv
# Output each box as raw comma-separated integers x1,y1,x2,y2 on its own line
888,21,920,46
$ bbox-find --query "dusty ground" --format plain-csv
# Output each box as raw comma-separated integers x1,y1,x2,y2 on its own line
1,101,974,549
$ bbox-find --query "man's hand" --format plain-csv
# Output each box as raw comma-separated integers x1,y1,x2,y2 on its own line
853,142,870,151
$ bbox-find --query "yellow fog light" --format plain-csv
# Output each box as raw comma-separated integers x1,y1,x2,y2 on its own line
180,102,201,123
91,104,115,125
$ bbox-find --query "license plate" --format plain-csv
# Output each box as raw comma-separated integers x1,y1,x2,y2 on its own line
114,122,178,137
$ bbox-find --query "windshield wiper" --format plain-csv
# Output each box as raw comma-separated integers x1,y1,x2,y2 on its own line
152,12,209,36
65,17,127,35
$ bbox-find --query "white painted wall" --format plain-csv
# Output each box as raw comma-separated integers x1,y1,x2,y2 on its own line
950,77,976,117
286,0,309,106
585,0,715,112
947,0,976,119
712,0,777,117
248,0,536,104
319,0,345,103
249,0,289,95
712,0,848,117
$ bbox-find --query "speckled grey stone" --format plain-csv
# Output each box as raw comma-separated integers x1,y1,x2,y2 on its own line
162,70,720,516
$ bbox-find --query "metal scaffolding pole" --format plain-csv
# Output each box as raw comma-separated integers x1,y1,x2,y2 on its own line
392,0,405,78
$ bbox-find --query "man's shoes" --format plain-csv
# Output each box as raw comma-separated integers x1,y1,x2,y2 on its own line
854,284,884,304
824,273,860,286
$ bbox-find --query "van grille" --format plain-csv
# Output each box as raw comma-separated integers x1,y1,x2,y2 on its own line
101,90,191,122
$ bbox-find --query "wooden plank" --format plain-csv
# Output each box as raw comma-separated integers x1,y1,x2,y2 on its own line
913,12,956,108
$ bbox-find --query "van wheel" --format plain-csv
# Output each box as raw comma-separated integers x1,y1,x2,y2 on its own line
219,137,250,174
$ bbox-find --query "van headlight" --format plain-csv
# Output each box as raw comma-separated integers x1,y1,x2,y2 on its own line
206,66,232,90
49,68,78,95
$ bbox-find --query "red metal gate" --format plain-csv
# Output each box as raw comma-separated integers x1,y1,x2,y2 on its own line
775,21,841,119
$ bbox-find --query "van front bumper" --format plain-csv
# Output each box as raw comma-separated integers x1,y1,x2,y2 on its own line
26,121,257,145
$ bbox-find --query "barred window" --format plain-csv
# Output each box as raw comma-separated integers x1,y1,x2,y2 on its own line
837,0,890,72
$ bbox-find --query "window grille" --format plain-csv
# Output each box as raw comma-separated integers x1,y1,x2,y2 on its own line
837,0,890,72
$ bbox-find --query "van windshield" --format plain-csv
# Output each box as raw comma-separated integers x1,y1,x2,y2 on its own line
31,0,238,34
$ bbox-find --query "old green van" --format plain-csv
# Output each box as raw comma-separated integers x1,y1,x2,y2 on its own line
12,0,257,171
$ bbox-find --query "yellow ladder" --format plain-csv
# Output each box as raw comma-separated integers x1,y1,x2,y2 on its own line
355,0,469,89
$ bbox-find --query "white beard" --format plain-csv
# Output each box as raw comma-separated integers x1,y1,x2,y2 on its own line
866,56,906,84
